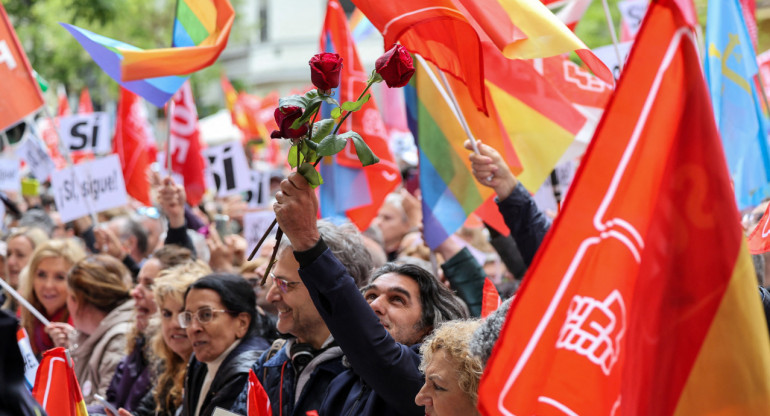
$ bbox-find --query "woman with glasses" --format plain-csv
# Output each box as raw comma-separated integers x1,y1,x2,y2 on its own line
180,273,270,416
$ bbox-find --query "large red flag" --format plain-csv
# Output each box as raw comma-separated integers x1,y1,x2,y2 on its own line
32,347,88,416
247,369,272,416
318,0,401,230
113,88,152,206
169,81,206,207
0,3,44,131
478,1,770,415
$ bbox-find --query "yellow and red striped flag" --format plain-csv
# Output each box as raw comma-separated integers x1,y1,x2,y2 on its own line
32,347,88,416
477,0,770,414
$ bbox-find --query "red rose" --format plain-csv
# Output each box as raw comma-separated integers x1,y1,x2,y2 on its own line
270,106,309,139
309,53,343,91
375,44,415,88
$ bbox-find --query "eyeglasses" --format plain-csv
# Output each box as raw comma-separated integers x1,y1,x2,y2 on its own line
271,273,302,293
178,307,234,328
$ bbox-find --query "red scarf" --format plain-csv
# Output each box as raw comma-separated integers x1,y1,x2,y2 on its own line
32,307,71,356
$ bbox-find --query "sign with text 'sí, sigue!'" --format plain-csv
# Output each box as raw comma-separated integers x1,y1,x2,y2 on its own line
0,157,20,192
58,112,111,154
51,154,128,223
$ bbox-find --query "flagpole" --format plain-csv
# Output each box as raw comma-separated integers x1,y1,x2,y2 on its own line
0,130,10,154
414,55,481,155
0,278,50,326
167,99,175,175
601,0,624,72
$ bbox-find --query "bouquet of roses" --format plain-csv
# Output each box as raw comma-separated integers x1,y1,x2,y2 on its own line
249,44,416,282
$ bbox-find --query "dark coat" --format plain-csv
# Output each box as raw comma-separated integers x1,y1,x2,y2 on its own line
298,244,426,416
230,339,346,416
497,182,551,267
181,334,268,416
104,336,152,413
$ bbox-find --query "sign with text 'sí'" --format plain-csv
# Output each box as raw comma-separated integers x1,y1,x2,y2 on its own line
58,112,111,154
15,131,56,181
0,157,20,192
245,170,271,208
203,142,251,197
51,154,128,223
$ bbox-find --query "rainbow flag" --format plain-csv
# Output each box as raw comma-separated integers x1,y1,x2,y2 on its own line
407,61,501,248
62,0,234,107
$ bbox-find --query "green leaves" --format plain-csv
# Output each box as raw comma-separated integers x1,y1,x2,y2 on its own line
328,93,370,120
298,163,323,188
288,140,321,168
316,131,379,166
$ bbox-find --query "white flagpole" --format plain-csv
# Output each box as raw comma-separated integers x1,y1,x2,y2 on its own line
601,0,625,72
0,278,50,326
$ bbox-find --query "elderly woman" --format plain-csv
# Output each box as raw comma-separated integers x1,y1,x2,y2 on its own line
66,254,134,406
415,320,483,416
180,273,270,415
17,239,86,357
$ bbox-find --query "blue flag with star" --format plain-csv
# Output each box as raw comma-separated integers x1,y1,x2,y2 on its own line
705,0,770,209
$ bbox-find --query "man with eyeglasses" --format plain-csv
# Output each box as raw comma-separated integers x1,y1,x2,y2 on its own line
231,219,373,416
255,172,467,416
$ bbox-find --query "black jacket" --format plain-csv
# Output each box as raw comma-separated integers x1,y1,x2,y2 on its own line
181,335,268,416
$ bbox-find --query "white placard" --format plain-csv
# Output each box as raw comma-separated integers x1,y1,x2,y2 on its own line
243,211,277,257
203,142,251,197
212,407,242,416
245,170,271,208
592,41,634,81
0,157,21,192
51,154,128,223
618,0,649,39
15,132,56,181
58,112,111,154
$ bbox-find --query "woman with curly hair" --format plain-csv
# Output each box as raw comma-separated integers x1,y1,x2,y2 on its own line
416,320,483,416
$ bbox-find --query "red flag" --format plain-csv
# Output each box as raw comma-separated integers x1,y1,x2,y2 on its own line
748,202,770,254
32,347,88,416
478,0,770,415
0,3,44,131
319,0,401,230
113,88,152,206
77,88,93,114
353,0,487,114
247,369,272,416
57,87,71,117
480,278,502,318
170,81,206,207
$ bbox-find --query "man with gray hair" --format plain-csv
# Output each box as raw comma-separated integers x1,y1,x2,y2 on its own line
267,172,467,416
231,219,372,416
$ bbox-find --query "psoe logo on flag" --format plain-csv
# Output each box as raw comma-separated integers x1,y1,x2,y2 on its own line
556,290,627,375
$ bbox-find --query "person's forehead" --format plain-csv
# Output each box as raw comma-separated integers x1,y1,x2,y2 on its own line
273,249,301,281
186,288,223,308
370,272,420,297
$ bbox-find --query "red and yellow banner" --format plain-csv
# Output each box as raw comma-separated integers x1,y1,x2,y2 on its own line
478,1,770,414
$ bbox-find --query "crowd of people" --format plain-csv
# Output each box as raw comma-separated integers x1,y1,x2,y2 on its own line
2,138,767,416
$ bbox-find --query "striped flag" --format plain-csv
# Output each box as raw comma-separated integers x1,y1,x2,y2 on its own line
477,0,770,414
61,0,234,107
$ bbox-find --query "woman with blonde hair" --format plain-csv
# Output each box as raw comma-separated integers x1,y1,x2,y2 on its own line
123,260,211,416
2,227,48,310
416,320,483,416
17,239,86,357
65,254,134,406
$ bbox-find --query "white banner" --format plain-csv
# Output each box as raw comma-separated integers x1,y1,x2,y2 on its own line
51,154,128,223
58,112,111,154
618,0,649,40
592,41,633,81
0,157,20,192
245,170,271,208
15,131,56,181
243,210,277,257
203,142,251,197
